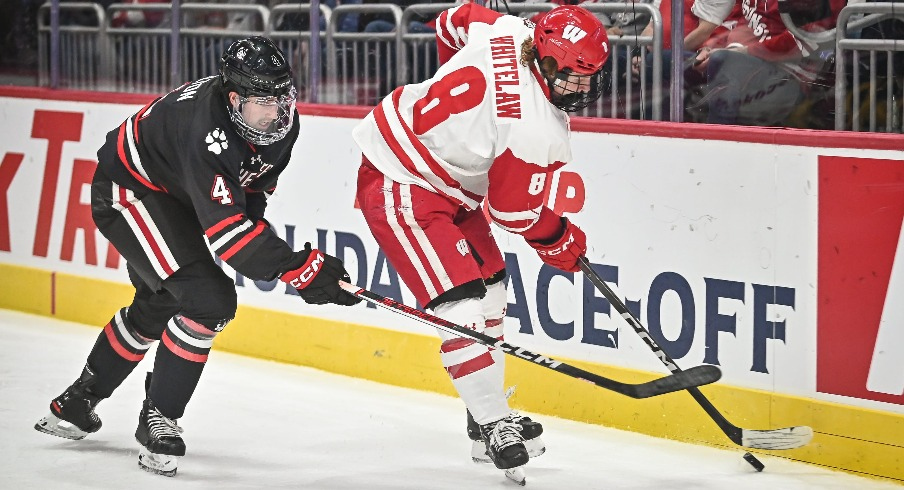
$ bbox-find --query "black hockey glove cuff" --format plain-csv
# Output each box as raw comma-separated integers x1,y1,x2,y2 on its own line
279,243,362,306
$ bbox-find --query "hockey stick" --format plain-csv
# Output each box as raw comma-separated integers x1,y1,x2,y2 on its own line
338,281,721,399
578,257,814,450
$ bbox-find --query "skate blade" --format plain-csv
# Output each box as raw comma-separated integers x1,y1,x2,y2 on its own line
471,438,546,463
34,413,88,441
138,447,179,477
504,466,526,486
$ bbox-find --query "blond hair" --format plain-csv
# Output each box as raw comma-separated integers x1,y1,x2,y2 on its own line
520,36,556,80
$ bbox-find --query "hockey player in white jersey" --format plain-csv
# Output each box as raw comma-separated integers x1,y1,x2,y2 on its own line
353,3,609,484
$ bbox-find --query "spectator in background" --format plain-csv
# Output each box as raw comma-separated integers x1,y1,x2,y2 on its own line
689,0,839,127
360,0,434,34
633,0,735,64
276,0,363,33
593,0,655,36
0,0,42,72
518,0,652,36
111,0,168,28
629,0,735,117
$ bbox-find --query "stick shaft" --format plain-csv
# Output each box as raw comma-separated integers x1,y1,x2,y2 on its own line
339,281,720,399
578,257,746,443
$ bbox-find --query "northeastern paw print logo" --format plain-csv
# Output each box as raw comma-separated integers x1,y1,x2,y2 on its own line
205,129,229,155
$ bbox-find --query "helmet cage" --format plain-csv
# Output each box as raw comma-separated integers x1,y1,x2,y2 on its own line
548,67,604,112
229,87,297,146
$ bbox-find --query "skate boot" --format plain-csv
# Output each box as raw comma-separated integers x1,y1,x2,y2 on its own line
480,416,529,469
469,410,545,463
479,416,530,485
34,365,103,440
135,375,185,477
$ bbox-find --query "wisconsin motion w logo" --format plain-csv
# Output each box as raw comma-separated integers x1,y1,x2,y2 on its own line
817,155,904,405
562,25,587,43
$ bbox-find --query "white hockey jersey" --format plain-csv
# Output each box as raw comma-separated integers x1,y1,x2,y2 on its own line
353,3,573,239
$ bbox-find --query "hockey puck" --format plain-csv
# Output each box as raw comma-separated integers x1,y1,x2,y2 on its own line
743,452,765,472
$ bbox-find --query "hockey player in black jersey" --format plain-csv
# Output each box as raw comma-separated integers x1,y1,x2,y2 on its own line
33,36,360,477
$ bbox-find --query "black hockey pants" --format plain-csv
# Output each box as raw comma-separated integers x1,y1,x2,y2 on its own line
84,168,237,419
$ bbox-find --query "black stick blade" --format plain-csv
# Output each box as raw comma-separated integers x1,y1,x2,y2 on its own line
630,365,722,399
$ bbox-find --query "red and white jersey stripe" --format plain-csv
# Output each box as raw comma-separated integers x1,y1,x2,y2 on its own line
204,214,268,261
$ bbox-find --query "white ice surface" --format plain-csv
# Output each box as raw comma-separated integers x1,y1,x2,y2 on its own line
0,309,899,489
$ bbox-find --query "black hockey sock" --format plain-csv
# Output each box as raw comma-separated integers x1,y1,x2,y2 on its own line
86,308,153,398
149,315,216,419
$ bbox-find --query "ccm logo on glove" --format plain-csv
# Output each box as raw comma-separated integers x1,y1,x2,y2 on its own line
527,217,587,272
279,243,362,306
285,250,325,289
536,232,578,257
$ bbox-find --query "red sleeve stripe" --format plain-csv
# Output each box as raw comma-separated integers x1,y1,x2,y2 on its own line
206,213,245,238
209,219,253,251
218,221,266,261
135,97,162,121
435,8,462,52
116,122,164,192
486,201,542,233
124,116,159,190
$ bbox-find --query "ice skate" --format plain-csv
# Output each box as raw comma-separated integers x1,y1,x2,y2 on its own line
469,410,545,463
504,466,527,486
34,365,103,440
479,416,529,470
135,397,185,477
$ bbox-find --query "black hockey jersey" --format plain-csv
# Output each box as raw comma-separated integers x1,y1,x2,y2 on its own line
96,75,304,281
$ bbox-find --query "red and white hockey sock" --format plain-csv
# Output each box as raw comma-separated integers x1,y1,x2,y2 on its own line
481,281,508,388
433,297,510,424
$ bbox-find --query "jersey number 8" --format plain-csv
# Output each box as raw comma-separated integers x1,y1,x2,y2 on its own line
413,66,486,135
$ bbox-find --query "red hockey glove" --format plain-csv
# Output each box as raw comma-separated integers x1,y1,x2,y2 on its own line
280,243,361,306
526,218,587,272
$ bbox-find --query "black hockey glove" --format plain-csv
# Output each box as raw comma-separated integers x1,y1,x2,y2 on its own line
279,243,362,306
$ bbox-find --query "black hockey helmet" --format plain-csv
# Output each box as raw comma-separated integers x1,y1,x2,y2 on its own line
220,36,297,145
220,36,294,98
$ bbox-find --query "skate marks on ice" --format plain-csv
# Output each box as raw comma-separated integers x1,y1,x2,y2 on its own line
1,309,900,489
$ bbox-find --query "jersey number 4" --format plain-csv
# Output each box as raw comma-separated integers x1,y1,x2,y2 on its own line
413,66,486,135
211,175,234,205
